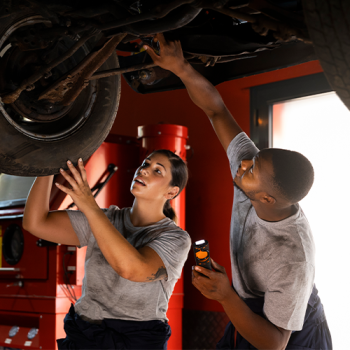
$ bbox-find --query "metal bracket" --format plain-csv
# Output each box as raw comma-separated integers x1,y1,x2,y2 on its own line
2,27,100,104
38,33,127,105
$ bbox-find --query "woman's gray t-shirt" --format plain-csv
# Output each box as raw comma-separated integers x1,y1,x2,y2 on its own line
66,206,191,323
227,132,315,331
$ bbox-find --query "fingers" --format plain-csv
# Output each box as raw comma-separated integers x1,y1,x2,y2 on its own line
174,39,182,51
66,160,83,185
211,258,225,273
192,268,211,297
77,158,87,182
155,33,167,46
192,269,202,286
55,182,71,195
192,268,201,278
194,265,211,277
59,166,78,190
143,45,160,62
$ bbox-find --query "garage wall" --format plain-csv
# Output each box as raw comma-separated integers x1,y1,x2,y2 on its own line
109,61,323,345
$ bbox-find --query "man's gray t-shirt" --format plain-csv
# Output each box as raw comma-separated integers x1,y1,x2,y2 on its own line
66,206,191,323
227,132,315,331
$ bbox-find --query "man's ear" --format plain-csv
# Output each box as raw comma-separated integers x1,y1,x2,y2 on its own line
259,193,276,205
166,186,179,200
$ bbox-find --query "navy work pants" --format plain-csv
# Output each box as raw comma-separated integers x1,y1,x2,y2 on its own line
57,304,171,350
217,285,332,349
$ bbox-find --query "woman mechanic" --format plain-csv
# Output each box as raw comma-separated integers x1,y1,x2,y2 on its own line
23,150,191,349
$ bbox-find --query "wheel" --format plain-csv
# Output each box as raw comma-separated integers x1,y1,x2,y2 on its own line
303,0,350,109
0,8,120,176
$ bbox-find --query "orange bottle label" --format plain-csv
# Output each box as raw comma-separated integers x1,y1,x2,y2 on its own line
196,250,208,260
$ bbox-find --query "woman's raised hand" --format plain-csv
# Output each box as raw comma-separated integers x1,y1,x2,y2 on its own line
56,159,99,213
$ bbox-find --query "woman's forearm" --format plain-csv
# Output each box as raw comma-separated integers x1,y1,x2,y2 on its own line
23,176,54,232
83,207,147,279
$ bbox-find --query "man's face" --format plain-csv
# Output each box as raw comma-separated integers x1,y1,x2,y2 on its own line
233,151,274,201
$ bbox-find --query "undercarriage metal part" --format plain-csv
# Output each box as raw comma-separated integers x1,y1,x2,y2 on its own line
64,2,129,20
211,6,310,43
89,52,193,80
25,0,60,24
123,5,202,35
39,33,127,105
2,27,100,104
97,0,197,31
138,67,172,85
89,61,157,80
248,0,304,24
11,25,74,51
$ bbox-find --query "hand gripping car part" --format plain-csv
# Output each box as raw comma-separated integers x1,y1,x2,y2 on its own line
193,239,212,270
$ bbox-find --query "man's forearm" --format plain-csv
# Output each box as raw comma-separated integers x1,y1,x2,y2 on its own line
144,35,242,150
174,61,243,150
174,61,228,118
221,290,290,350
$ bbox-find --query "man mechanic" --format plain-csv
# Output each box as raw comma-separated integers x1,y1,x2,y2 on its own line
144,34,332,349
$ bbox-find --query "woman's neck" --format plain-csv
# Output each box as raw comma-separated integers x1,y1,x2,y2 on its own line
129,198,166,227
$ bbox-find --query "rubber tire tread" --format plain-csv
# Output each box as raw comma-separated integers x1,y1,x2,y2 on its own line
303,0,350,109
0,8,121,176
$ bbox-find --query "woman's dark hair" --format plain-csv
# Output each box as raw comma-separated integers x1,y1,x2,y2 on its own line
151,149,188,222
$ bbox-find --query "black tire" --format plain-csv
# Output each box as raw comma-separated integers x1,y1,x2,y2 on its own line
0,9,121,176
303,0,350,109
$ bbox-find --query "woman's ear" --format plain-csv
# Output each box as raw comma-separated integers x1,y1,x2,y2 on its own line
166,186,180,200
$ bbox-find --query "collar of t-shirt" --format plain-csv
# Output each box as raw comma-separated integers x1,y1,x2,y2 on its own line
123,207,172,235
251,203,301,228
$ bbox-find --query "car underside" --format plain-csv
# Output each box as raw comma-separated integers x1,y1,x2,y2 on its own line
0,0,348,175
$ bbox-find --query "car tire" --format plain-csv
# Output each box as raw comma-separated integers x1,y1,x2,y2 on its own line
0,9,121,176
303,0,350,109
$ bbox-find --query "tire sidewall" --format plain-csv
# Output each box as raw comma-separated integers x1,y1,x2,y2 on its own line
0,9,121,176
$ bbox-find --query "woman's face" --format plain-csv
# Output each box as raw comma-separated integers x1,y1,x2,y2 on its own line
130,153,179,201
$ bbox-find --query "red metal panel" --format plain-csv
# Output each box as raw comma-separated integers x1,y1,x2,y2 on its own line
137,124,189,350
0,220,48,280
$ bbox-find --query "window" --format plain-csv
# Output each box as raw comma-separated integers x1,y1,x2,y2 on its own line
0,174,35,208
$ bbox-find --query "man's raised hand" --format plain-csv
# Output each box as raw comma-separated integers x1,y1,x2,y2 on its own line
143,33,188,75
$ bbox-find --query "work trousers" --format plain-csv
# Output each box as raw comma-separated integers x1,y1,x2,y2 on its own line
217,284,332,349
57,304,171,350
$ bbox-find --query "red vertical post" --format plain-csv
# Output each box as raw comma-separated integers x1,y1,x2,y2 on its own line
138,124,189,350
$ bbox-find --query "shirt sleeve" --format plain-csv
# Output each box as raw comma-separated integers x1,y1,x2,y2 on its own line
65,207,112,248
146,229,191,282
264,262,315,331
226,132,259,180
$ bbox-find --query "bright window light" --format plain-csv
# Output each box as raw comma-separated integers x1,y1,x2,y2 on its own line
272,91,350,349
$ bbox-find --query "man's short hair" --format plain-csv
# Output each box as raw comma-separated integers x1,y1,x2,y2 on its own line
267,149,314,204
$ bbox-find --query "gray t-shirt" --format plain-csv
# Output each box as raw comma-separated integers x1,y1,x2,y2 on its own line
228,132,315,331
66,206,191,323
